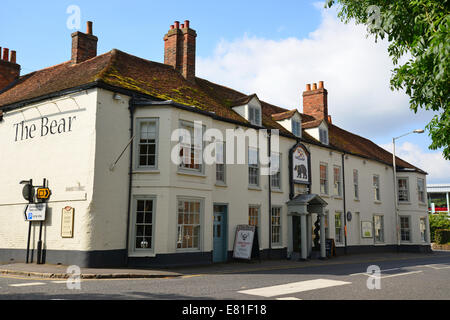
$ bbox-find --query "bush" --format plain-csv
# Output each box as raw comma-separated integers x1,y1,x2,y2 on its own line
429,214,450,242
435,229,450,245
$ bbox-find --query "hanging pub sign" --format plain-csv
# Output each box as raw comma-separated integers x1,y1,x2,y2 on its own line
289,142,311,199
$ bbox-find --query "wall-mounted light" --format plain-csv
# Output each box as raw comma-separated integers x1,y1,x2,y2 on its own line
113,93,122,100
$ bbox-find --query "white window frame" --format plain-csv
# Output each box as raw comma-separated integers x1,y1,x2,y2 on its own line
353,169,359,200
320,163,329,195
271,206,282,247
335,212,343,244
131,195,156,254
291,119,301,137
319,128,328,144
373,174,381,201
270,152,281,190
176,197,203,251
333,165,342,197
135,118,159,170
417,178,425,203
400,215,411,242
248,105,261,126
178,120,205,174
215,140,226,185
373,215,384,243
248,147,260,187
397,177,410,202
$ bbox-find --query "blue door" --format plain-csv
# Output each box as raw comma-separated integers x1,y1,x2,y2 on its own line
213,205,227,263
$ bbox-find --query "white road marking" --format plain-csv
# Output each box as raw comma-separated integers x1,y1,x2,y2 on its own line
51,280,69,284
238,279,351,298
379,270,423,279
9,282,46,287
424,264,450,270
276,297,302,300
349,267,401,276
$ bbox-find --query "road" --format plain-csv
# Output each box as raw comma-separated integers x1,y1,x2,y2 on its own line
0,253,449,300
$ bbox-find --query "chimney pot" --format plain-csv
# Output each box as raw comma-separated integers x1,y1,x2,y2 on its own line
2,48,9,61
181,24,185,29
10,50,16,63
306,84,311,91
170,25,174,30
312,83,317,90
184,20,190,29
87,21,93,35
319,81,324,89
0,47,2,60
174,21,180,29
327,115,332,124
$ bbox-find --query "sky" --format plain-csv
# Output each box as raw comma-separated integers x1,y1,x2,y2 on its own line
1,0,448,183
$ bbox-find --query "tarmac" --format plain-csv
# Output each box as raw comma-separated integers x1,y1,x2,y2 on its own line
1,251,449,280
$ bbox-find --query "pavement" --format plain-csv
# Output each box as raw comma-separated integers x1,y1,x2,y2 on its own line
1,250,449,280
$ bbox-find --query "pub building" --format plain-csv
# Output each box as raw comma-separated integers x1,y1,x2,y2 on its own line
0,21,430,267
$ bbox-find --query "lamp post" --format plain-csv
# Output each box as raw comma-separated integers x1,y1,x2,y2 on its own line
392,129,424,250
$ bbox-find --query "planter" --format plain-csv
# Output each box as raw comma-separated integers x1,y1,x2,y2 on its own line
431,243,450,251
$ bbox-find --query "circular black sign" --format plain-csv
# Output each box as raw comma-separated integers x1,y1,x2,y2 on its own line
346,211,352,221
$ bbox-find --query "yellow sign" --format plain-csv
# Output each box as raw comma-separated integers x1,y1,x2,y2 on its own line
36,187,51,200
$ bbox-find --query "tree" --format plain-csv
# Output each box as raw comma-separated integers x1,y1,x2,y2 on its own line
429,213,450,242
326,0,450,159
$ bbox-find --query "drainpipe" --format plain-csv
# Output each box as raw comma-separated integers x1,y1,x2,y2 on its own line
268,130,272,260
125,96,136,266
342,153,348,254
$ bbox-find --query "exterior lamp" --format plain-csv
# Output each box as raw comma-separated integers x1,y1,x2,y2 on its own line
392,129,424,249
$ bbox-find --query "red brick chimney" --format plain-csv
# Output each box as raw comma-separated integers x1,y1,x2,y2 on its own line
0,47,20,91
71,21,98,64
164,20,197,82
303,81,328,121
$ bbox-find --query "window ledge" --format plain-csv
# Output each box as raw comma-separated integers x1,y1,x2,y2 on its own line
374,243,386,246
128,251,156,258
271,188,283,194
215,182,227,188
398,201,411,205
418,202,427,207
374,200,382,204
333,196,343,200
354,198,360,202
248,185,262,191
177,170,207,178
320,194,330,198
133,169,160,174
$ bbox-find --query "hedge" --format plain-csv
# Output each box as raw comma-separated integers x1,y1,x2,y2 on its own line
435,229,450,245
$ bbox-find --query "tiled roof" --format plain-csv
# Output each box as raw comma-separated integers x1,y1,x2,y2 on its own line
302,119,324,129
271,109,297,121
0,48,424,173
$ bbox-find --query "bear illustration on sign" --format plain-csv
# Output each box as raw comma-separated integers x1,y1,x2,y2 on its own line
294,164,308,180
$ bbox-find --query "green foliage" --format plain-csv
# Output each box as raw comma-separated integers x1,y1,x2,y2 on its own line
326,0,450,159
435,229,450,244
429,213,450,242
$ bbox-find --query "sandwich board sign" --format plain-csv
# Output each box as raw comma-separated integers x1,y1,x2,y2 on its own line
25,203,47,221
233,225,257,260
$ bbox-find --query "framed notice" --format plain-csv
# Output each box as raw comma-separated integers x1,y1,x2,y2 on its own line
361,221,373,238
61,206,74,238
232,225,255,260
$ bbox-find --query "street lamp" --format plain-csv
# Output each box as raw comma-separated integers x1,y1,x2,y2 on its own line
392,129,424,249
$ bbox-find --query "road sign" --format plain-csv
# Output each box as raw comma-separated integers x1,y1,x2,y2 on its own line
36,187,51,200
25,203,47,221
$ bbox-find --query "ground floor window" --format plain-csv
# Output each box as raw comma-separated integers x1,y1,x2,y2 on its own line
271,207,282,246
400,216,411,242
133,198,155,251
420,217,427,242
374,215,384,243
177,199,201,250
335,212,343,243
249,206,259,227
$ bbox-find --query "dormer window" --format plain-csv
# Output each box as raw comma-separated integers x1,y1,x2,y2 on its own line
292,119,301,137
249,105,261,126
319,128,328,144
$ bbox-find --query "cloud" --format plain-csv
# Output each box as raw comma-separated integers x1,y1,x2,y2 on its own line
381,142,450,184
196,4,436,139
